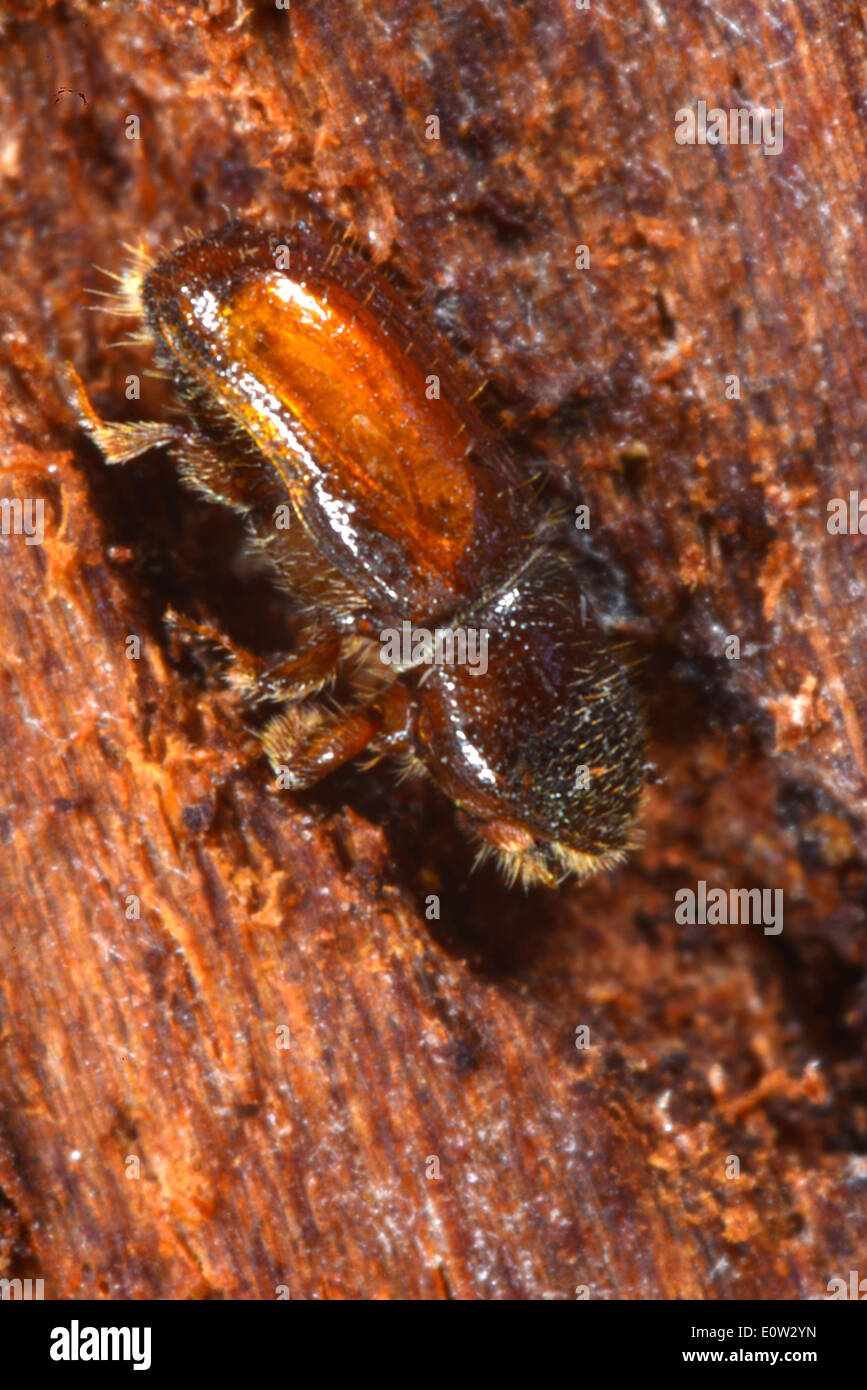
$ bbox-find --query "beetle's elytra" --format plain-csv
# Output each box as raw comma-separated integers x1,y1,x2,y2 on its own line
70,218,646,887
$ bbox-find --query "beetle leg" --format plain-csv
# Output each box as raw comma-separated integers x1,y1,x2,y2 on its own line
165,609,343,703
261,682,414,790
68,364,257,513
66,364,179,462
228,638,343,704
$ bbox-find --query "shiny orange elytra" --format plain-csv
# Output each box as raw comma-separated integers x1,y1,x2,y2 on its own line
69,218,645,887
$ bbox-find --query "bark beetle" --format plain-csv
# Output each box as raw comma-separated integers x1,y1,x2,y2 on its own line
0,0,865,1299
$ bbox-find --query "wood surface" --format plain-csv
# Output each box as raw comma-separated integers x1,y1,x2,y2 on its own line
0,0,865,1299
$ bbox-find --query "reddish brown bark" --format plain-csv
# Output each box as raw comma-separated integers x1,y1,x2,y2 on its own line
0,0,865,1299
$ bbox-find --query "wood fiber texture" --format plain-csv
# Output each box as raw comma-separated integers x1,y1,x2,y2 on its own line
0,0,865,1299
